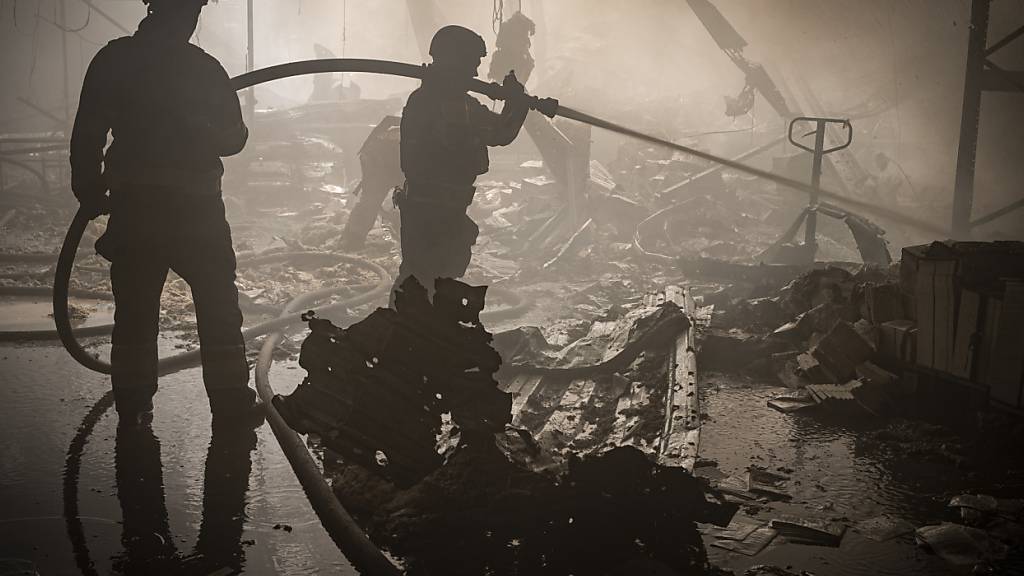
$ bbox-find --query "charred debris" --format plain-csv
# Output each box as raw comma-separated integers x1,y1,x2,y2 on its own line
3,4,1024,574
275,276,731,574
4,91,1024,574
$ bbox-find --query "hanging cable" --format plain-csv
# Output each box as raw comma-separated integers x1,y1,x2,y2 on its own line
492,0,503,35
340,0,347,88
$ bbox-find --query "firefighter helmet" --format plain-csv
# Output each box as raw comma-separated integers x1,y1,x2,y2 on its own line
143,0,210,12
428,25,487,63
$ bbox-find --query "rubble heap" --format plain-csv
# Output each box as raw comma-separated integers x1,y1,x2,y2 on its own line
276,276,510,486
275,278,736,575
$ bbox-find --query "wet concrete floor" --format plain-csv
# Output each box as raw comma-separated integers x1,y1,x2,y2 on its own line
698,372,1020,576
0,296,114,331
3,337,1020,574
0,336,357,575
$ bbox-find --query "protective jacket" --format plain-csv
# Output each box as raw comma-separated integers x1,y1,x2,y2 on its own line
391,69,528,304
70,20,247,202
400,69,527,193
69,18,252,419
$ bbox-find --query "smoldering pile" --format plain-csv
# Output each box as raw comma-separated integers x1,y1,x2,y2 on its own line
274,277,734,575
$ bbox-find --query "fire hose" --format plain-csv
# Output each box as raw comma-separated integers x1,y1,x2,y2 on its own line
54,58,946,576
233,59,948,236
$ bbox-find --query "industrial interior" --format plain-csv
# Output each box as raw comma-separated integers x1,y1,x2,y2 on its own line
1,1,1023,575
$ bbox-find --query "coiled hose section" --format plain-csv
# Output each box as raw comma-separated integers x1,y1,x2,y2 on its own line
53,209,403,575
48,210,529,575
41,57,545,575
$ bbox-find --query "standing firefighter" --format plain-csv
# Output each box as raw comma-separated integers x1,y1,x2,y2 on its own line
70,0,261,427
392,25,531,302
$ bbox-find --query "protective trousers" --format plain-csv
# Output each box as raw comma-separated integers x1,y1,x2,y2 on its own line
391,183,479,304
340,151,403,250
340,179,397,250
105,193,248,415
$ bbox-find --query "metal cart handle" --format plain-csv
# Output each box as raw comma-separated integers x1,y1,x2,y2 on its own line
787,116,852,154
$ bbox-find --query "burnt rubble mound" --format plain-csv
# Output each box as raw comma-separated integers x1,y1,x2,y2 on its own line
275,276,734,575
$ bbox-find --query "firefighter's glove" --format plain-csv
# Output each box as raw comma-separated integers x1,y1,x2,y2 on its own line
502,71,527,102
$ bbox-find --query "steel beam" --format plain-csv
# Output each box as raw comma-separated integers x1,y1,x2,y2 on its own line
970,197,1024,229
952,0,991,239
986,23,1024,56
980,65,1024,93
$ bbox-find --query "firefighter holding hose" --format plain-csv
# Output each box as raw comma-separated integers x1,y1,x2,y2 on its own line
391,25,532,304
69,0,261,428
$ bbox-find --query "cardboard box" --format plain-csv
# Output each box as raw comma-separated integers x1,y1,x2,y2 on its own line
931,260,956,373
912,257,956,371
987,280,1024,408
811,321,874,382
951,289,981,379
879,320,916,363
977,296,1000,387
864,282,904,325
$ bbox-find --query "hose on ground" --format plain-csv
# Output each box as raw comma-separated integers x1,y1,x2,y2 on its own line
52,57,549,576
2,248,530,342
53,206,402,575
254,278,401,576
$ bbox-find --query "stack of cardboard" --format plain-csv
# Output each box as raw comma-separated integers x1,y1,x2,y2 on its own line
980,280,1024,407
900,241,1024,409
809,320,875,382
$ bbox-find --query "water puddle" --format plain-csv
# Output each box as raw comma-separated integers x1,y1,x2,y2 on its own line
0,341,355,575
697,372,1014,576
0,295,114,332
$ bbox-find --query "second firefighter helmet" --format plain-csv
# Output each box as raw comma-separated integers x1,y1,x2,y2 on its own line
429,25,487,63
143,0,210,12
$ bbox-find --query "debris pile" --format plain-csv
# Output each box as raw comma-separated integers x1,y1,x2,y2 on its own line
701,240,1024,423
275,279,736,575
276,277,509,486
913,493,1024,570
694,240,1024,573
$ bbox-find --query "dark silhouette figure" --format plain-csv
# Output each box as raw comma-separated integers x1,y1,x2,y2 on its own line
339,116,403,251
113,422,257,574
487,11,536,85
192,426,258,572
112,424,176,574
391,25,531,304
69,0,261,427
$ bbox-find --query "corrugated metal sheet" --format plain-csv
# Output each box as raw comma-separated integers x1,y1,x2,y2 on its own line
498,285,706,472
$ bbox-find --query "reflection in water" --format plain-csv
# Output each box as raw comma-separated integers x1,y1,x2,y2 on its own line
195,426,258,572
113,423,256,574
113,424,176,573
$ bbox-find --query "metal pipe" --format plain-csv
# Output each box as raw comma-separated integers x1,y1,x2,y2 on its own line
804,121,826,247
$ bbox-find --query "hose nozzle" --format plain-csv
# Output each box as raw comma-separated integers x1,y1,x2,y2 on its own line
528,96,559,118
